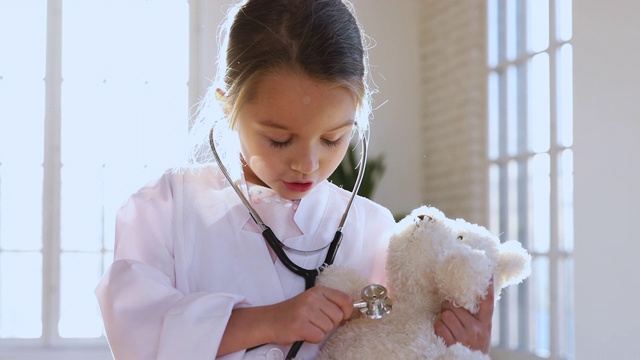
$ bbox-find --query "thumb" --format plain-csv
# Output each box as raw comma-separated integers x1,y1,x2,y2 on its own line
476,277,494,324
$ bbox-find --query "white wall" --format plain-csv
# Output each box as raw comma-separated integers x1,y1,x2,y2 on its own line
573,1,640,359
350,0,423,217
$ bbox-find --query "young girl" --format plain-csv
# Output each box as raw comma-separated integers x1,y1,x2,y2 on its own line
96,1,493,359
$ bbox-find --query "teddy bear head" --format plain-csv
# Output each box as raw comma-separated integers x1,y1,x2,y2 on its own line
385,205,531,313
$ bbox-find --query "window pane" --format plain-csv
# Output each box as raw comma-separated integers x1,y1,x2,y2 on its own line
488,164,500,235
559,149,574,252
556,0,573,41
505,0,518,60
488,72,500,159
528,52,550,153
532,256,550,357
530,153,550,253
557,44,574,147
487,0,499,67
507,160,520,242
0,0,47,156
503,278,521,348
58,0,189,339
60,0,189,253
0,164,43,251
506,66,518,156
528,0,549,53
0,252,43,338
61,165,104,252
559,257,575,359
0,0,46,251
59,252,104,338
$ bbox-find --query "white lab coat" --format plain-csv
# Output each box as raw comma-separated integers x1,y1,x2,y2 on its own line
96,166,396,360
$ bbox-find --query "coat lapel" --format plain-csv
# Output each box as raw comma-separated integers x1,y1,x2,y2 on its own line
220,180,289,306
235,181,339,301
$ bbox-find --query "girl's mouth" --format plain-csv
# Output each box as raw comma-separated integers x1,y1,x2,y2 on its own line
283,181,313,193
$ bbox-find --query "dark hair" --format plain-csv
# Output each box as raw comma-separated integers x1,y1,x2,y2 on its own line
189,0,372,173
225,0,368,128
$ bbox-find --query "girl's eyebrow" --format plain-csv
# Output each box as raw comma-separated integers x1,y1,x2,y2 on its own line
259,119,355,132
327,120,356,132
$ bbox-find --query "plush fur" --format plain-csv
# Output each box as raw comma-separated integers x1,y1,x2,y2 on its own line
314,205,532,360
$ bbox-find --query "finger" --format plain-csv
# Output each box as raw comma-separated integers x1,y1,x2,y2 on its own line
309,311,337,336
439,308,466,338
302,323,328,344
326,303,349,324
434,318,456,346
316,302,347,331
317,286,354,320
476,278,495,324
441,301,477,327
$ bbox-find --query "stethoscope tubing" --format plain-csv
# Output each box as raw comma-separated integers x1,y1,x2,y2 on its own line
208,128,367,359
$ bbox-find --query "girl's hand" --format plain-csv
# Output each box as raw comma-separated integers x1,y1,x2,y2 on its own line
218,285,352,356
267,285,354,344
434,281,494,354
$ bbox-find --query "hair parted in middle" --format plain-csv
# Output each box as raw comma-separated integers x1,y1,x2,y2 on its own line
189,0,375,178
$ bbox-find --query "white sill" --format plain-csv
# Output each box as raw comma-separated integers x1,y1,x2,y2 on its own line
0,340,112,360
491,347,546,360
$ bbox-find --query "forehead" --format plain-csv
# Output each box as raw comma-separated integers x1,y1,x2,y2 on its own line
250,70,353,102
238,70,357,129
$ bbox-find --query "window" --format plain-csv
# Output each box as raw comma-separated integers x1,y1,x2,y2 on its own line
487,0,573,359
0,0,190,356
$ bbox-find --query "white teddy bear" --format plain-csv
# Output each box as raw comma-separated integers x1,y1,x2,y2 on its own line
315,205,532,360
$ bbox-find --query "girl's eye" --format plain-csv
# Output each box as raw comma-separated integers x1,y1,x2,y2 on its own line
322,137,343,147
269,139,292,148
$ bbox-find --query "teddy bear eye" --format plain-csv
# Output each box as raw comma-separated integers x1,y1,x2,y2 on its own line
457,235,463,241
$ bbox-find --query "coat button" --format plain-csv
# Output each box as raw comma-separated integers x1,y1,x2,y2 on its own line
266,347,284,360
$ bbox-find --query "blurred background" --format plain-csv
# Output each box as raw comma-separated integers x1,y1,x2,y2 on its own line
0,0,638,359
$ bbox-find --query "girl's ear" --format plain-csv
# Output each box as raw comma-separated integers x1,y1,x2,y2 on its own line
215,88,233,116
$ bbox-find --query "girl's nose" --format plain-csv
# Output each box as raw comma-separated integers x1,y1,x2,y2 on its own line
290,146,320,174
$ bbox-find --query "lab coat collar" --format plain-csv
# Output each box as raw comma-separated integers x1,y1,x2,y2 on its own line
288,181,336,251
233,179,337,301
238,180,336,252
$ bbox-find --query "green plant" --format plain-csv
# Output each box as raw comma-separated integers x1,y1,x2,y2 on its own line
328,143,386,200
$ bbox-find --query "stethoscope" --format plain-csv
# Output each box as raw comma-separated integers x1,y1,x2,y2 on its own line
209,128,391,359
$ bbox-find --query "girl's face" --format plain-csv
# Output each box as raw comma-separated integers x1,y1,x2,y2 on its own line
234,70,357,200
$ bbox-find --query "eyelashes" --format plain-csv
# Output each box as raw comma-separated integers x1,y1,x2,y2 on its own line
269,139,292,149
322,137,344,147
268,137,344,149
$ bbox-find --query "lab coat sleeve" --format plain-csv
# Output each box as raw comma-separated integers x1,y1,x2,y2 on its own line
96,174,246,360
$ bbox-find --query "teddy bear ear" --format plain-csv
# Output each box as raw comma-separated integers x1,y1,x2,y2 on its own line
495,240,532,290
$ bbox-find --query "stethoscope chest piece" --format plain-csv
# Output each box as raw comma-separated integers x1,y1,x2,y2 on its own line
353,284,393,320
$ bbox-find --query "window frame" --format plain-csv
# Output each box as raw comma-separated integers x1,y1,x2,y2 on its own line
0,0,219,357
487,0,574,359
